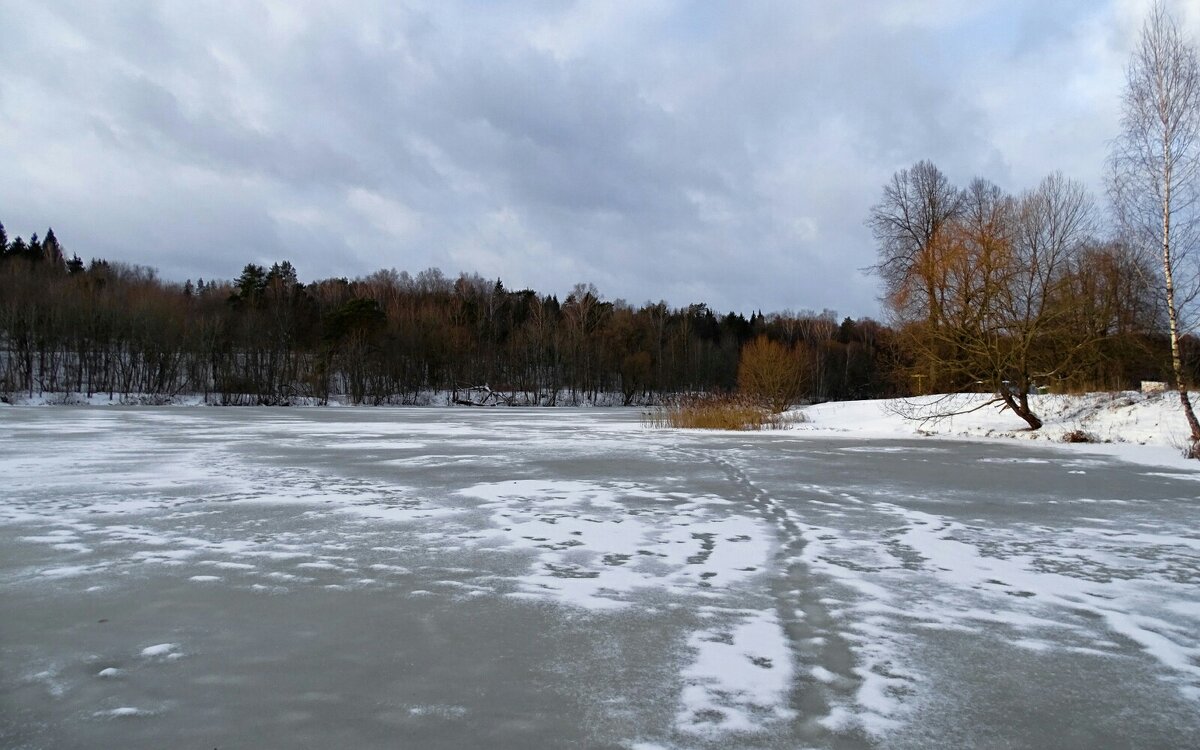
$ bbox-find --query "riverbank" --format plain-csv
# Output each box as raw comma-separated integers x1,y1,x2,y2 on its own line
792,391,1200,471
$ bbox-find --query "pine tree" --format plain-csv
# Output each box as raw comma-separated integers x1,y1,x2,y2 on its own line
233,263,267,303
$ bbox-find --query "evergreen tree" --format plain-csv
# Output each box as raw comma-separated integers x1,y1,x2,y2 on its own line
41,228,64,267
8,236,27,261
836,317,857,344
232,263,267,303
266,261,299,289
26,233,41,263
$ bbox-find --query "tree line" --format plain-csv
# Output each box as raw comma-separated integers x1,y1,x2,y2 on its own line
0,227,897,405
0,215,1190,409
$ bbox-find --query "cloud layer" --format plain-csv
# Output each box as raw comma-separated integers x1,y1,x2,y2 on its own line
1,0,1193,316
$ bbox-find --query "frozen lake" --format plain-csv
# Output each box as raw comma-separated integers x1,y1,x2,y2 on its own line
2,407,1199,749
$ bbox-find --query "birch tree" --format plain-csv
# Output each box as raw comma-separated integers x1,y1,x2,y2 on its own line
1108,0,1200,455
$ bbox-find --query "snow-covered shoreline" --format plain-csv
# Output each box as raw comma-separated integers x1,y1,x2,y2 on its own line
791,391,1200,472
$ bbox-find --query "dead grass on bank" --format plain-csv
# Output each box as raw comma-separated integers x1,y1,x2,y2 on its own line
644,394,806,431
1061,428,1099,444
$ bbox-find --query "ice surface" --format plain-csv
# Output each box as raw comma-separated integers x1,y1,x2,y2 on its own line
2,406,1199,749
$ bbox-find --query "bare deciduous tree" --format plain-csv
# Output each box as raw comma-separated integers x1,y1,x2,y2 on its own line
737,336,804,413
1108,0,1200,455
868,161,964,318
995,174,1096,427
882,173,1097,430
869,160,965,392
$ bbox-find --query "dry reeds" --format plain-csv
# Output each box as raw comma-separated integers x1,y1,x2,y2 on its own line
644,393,804,431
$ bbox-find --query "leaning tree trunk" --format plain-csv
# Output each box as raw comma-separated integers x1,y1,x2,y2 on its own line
1000,388,1043,431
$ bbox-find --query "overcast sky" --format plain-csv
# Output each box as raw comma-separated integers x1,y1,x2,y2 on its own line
1,0,1196,318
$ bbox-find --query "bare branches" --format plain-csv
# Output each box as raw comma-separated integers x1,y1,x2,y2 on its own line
884,392,1007,432
870,164,1100,430
737,336,804,413
867,160,964,319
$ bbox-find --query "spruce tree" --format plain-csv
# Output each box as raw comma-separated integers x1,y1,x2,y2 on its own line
9,236,27,260
42,228,64,267
26,232,41,263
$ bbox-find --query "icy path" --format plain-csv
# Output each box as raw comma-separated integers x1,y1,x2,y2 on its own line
1,407,1199,749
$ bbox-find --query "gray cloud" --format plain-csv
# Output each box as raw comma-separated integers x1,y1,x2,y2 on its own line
0,0,1177,317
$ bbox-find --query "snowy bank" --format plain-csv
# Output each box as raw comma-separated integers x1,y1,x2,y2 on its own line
792,391,1200,471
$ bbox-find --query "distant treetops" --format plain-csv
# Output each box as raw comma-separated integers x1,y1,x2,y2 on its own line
0,222,83,273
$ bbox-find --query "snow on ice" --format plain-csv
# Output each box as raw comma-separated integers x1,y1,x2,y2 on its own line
2,400,1199,746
